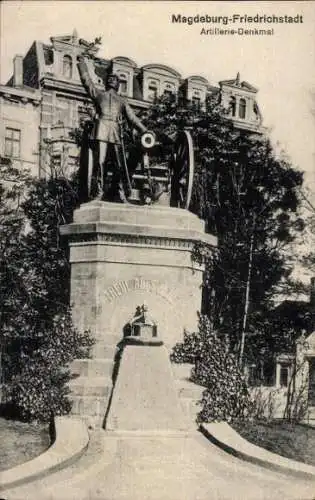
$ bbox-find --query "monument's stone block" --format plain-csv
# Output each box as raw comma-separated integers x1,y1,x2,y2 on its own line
61,201,216,351
106,341,190,431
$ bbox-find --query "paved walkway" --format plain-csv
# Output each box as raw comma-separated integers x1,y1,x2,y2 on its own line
4,430,315,500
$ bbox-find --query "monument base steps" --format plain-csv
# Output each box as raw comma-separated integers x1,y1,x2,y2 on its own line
171,363,205,424
69,339,118,427
69,343,204,428
71,358,114,378
69,377,112,397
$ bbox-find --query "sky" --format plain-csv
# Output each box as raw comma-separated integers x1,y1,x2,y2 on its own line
1,0,315,198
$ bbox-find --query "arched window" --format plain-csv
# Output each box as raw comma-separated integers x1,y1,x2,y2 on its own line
229,96,236,117
239,98,246,119
147,79,158,102
63,55,73,79
118,73,128,95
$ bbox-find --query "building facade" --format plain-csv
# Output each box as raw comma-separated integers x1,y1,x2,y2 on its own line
0,30,263,177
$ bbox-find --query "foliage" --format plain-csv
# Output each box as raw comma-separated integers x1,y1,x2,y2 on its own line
22,175,79,307
3,311,93,421
232,420,315,466
0,157,93,422
0,158,32,341
142,93,305,370
282,335,309,423
171,316,254,422
249,387,284,422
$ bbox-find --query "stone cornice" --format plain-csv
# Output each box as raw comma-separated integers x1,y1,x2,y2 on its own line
0,85,41,105
64,232,195,249
38,78,150,110
232,118,264,134
60,228,216,250
39,77,87,97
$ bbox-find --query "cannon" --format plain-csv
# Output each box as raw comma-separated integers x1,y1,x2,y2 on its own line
128,129,195,209
78,123,195,209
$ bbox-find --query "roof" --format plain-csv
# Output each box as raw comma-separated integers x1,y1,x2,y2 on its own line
186,75,210,86
219,73,258,93
142,63,181,79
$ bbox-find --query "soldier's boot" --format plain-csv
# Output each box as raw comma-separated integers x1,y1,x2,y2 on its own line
93,178,104,201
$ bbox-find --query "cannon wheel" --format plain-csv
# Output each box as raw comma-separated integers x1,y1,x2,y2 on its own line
170,130,195,209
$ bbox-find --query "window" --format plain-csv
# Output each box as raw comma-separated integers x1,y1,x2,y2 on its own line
253,101,261,122
44,48,54,66
55,97,73,127
239,98,246,119
230,96,236,117
4,127,21,158
63,55,73,79
164,82,175,98
118,73,128,95
192,89,201,109
147,80,158,102
280,364,290,387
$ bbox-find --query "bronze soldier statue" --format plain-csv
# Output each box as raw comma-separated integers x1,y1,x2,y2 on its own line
77,54,147,202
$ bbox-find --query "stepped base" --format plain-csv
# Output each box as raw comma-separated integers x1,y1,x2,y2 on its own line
68,339,117,426
71,358,113,378
69,377,112,397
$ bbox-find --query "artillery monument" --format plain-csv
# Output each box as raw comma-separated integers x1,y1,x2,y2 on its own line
60,38,216,429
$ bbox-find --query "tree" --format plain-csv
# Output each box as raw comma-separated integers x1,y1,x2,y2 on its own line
141,93,304,366
0,158,93,421
0,157,32,388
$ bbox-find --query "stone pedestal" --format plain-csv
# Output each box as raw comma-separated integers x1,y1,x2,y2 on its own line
61,201,216,351
60,201,216,425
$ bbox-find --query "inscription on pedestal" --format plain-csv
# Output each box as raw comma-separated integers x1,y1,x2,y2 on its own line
103,278,174,304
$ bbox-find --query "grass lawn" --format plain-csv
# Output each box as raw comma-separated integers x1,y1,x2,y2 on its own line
231,420,315,467
0,417,50,471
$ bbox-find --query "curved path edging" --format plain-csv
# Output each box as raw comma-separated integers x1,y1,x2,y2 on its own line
200,421,315,480
0,416,89,492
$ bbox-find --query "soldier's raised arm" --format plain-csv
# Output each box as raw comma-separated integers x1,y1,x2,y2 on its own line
77,55,100,101
124,102,147,135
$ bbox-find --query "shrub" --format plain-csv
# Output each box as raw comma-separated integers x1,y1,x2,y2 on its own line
2,310,94,422
171,315,254,423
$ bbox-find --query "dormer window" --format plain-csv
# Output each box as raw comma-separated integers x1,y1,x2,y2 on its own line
230,96,236,117
239,98,246,119
192,89,201,108
147,79,159,102
118,73,128,95
63,55,73,79
163,82,175,98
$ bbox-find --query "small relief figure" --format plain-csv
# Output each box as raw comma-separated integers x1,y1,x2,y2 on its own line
77,51,147,203
124,303,158,339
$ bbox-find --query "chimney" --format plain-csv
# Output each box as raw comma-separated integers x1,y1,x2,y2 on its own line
310,277,315,307
13,55,23,87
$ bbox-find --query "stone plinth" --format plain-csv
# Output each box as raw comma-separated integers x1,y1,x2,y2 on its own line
61,201,216,351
